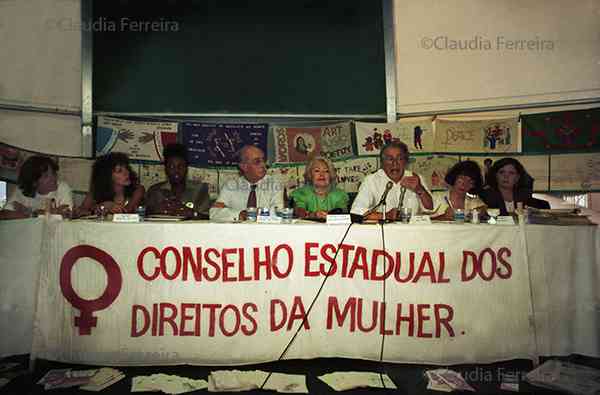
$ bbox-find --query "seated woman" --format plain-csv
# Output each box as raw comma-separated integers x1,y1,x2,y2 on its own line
480,157,549,216
145,143,210,218
75,152,145,216
0,155,73,220
431,160,486,220
291,156,349,220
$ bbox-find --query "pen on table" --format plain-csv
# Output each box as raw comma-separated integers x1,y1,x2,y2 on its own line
444,196,453,209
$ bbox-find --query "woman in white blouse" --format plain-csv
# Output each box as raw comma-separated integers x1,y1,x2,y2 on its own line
0,155,73,220
432,160,486,220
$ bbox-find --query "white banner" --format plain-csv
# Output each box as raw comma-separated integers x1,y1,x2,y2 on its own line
32,221,536,365
0,219,44,357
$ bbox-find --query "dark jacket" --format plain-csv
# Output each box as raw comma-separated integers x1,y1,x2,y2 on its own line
479,187,549,216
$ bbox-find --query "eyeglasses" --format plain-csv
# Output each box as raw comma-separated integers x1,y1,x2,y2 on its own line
382,156,407,164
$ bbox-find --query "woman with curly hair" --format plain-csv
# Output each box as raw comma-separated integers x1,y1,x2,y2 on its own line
0,155,73,220
480,157,549,215
290,156,349,220
431,160,486,220
75,152,145,216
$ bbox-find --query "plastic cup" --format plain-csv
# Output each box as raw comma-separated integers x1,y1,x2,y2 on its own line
281,208,293,224
401,207,412,223
246,207,258,222
454,208,465,223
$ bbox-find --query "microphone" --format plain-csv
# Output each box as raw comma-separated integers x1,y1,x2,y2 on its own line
378,181,394,206
362,181,394,218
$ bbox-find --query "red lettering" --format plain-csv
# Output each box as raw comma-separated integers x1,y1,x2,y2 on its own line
346,247,368,279
461,250,478,281
437,252,450,283
219,304,241,337
179,303,196,336
182,247,202,281
478,248,497,281
304,242,320,277
497,247,512,279
395,303,414,336
287,296,309,330
221,248,237,282
320,244,337,276
434,304,454,337
241,303,258,335
253,246,272,280
417,304,432,338
203,304,220,337
393,252,415,283
160,247,182,281
272,244,293,279
137,246,160,281
270,299,287,331
371,250,394,280
203,248,221,281
356,299,377,332
159,303,178,336
131,305,150,337
326,296,356,332
238,248,252,282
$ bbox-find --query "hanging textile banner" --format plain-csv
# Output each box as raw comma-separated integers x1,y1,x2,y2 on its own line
272,122,353,164
408,155,460,190
434,118,520,153
0,143,60,183
462,155,550,192
96,117,178,162
57,158,93,193
180,123,268,167
0,143,26,182
550,153,600,191
355,118,434,155
268,166,303,195
334,157,378,193
521,109,600,153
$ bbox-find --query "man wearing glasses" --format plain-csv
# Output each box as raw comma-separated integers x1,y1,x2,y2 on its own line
210,145,284,221
351,141,433,221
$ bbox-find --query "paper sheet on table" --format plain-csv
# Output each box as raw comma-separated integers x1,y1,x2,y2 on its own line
318,372,396,391
525,360,600,395
425,370,453,392
209,370,307,393
132,373,208,394
80,367,125,391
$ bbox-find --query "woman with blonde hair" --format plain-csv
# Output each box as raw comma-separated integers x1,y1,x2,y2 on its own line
290,156,349,220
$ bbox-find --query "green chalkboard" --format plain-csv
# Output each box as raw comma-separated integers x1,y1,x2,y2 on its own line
93,0,386,115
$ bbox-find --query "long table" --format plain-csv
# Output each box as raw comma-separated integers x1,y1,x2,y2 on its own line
1,218,598,366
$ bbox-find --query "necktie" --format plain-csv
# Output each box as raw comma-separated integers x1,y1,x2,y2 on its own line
247,184,257,208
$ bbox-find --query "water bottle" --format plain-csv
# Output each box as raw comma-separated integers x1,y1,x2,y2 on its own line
137,205,146,221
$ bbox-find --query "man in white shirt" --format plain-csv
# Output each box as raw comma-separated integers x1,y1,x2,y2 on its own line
351,141,433,221
209,145,284,221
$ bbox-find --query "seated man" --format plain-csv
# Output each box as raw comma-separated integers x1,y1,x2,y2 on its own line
146,143,210,218
210,145,284,221
351,141,433,221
